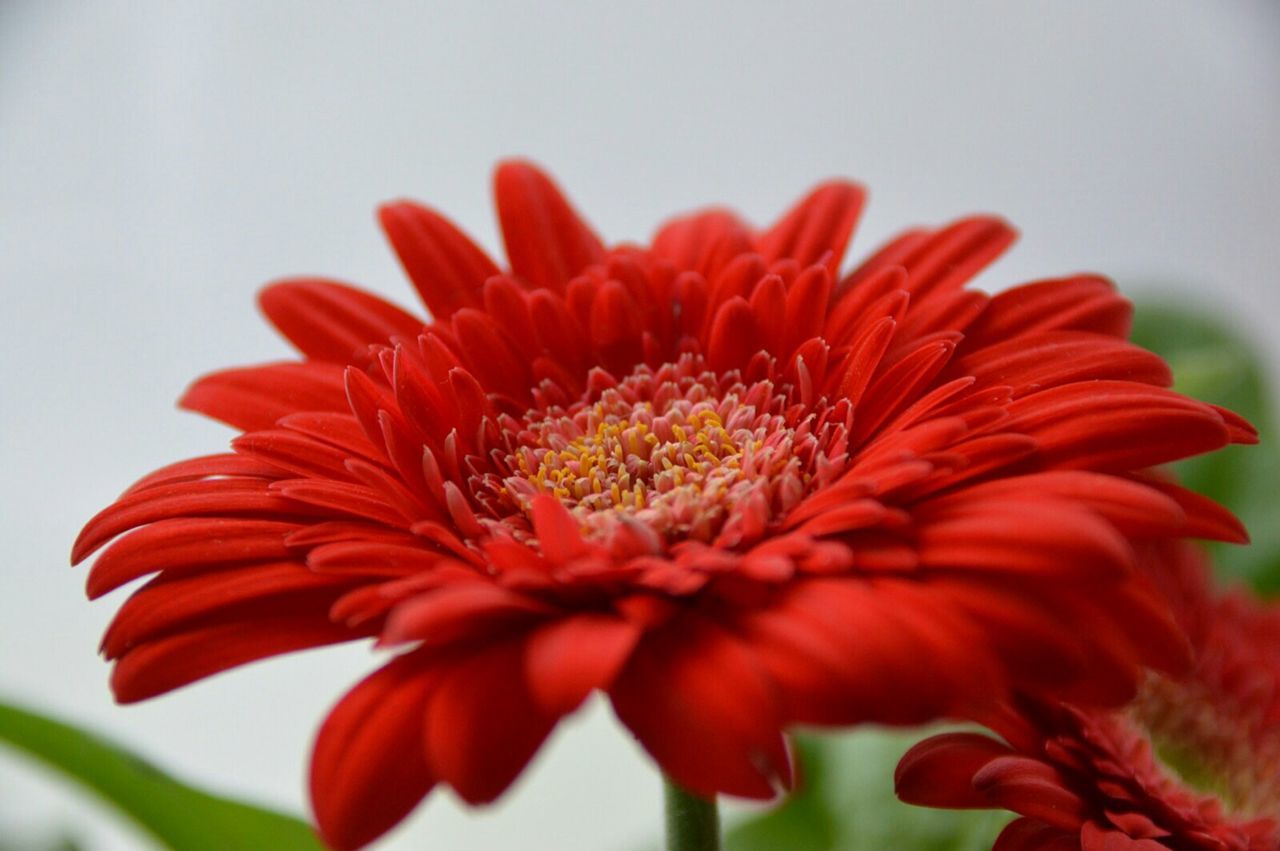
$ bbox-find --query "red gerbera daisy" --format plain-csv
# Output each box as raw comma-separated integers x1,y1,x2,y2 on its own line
896,544,1280,851
73,161,1255,850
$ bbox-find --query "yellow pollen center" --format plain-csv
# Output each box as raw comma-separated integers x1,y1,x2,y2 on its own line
491,357,843,545
515,403,759,517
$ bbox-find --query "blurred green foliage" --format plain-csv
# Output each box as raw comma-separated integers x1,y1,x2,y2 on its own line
0,828,82,851
0,700,324,851
726,730,1010,851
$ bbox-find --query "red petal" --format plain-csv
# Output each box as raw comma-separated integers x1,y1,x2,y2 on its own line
966,275,1132,348
73,479,313,564
993,819,1080,851
836,316,898,405
706,296,760,374
748,273,788,355
306,540,444,578
451,308,533,398
258,278,423,363
1212,403,1259,444
180,361,350,431
744,576,1068,725
423,639,558,804
530,495,591,565
895,732,1014,808
927,472,1187,539
926,578,1088,690
382,582,553,647
378,200,500,321
1005,382,1230,471
849,338,957,445
310,652,438,851
589,278,645,371
782,265,833,355
610,612,791,799
1138,477,1249,543
111,604,362,702
101,562,352,659
524,614,641,716
120,453,284,495
277,412,383,460
896,215,1016,302
652,208,753,278
85,517,297,598
955,331,1173,397
897,288,990,340
702,253,767,337
1081,821,1169,851
494,160,605,290
232,429,356,481
756,180,865,274
973,755,1089,830
916,497,1134,581
271,479,408,527
481,276,540,358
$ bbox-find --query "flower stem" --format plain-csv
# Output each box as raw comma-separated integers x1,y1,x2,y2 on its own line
663,777,721,851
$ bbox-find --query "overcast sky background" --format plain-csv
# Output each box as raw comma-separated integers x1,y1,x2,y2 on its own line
2,2,1278,849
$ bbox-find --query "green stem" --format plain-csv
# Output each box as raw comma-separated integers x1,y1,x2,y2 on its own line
664,777,721,851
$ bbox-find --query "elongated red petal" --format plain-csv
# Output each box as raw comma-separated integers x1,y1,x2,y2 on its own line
311,653,438,851
973,755,1090,831
422,639,558,805
895,733,1014,808
120,453,284,496
993,820,1081,851
916,497,1135,581
757,180,865,274
382,583,553,647
524,614,641,716
73,479,313,564
965,275,1132,347
1006,382,1232,471
180,362,350,431
956,331,1173,396
495,160,605,290
611,612,790,799
259,278,422,363
652,208,753,277
86,517,297,598
378,200,500,321
101,562,353,659
111,603,362,702
896,216,1017,301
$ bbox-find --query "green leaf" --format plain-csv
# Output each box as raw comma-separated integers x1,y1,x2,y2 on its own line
726,729,1009,851
725,737,836,850
1128,299,1280,593
0,699,325,851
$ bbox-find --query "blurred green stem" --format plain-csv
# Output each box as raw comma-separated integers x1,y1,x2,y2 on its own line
664,777,720,851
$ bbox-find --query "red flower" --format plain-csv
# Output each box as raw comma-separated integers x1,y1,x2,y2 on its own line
896,544,1280,851
74,161,1254,849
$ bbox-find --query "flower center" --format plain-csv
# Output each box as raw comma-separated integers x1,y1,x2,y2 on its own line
491,356,847,544
1134,673,1280,822
520,403,750,512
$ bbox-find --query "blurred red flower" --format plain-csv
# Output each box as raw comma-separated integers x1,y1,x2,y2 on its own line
896,544,1280,851
74,162,1254,849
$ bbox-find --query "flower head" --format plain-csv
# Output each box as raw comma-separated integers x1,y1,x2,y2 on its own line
74,162,1254,849
896,544,1280,851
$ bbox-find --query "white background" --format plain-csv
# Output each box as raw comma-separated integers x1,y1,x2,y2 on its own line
1,2,1277,849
